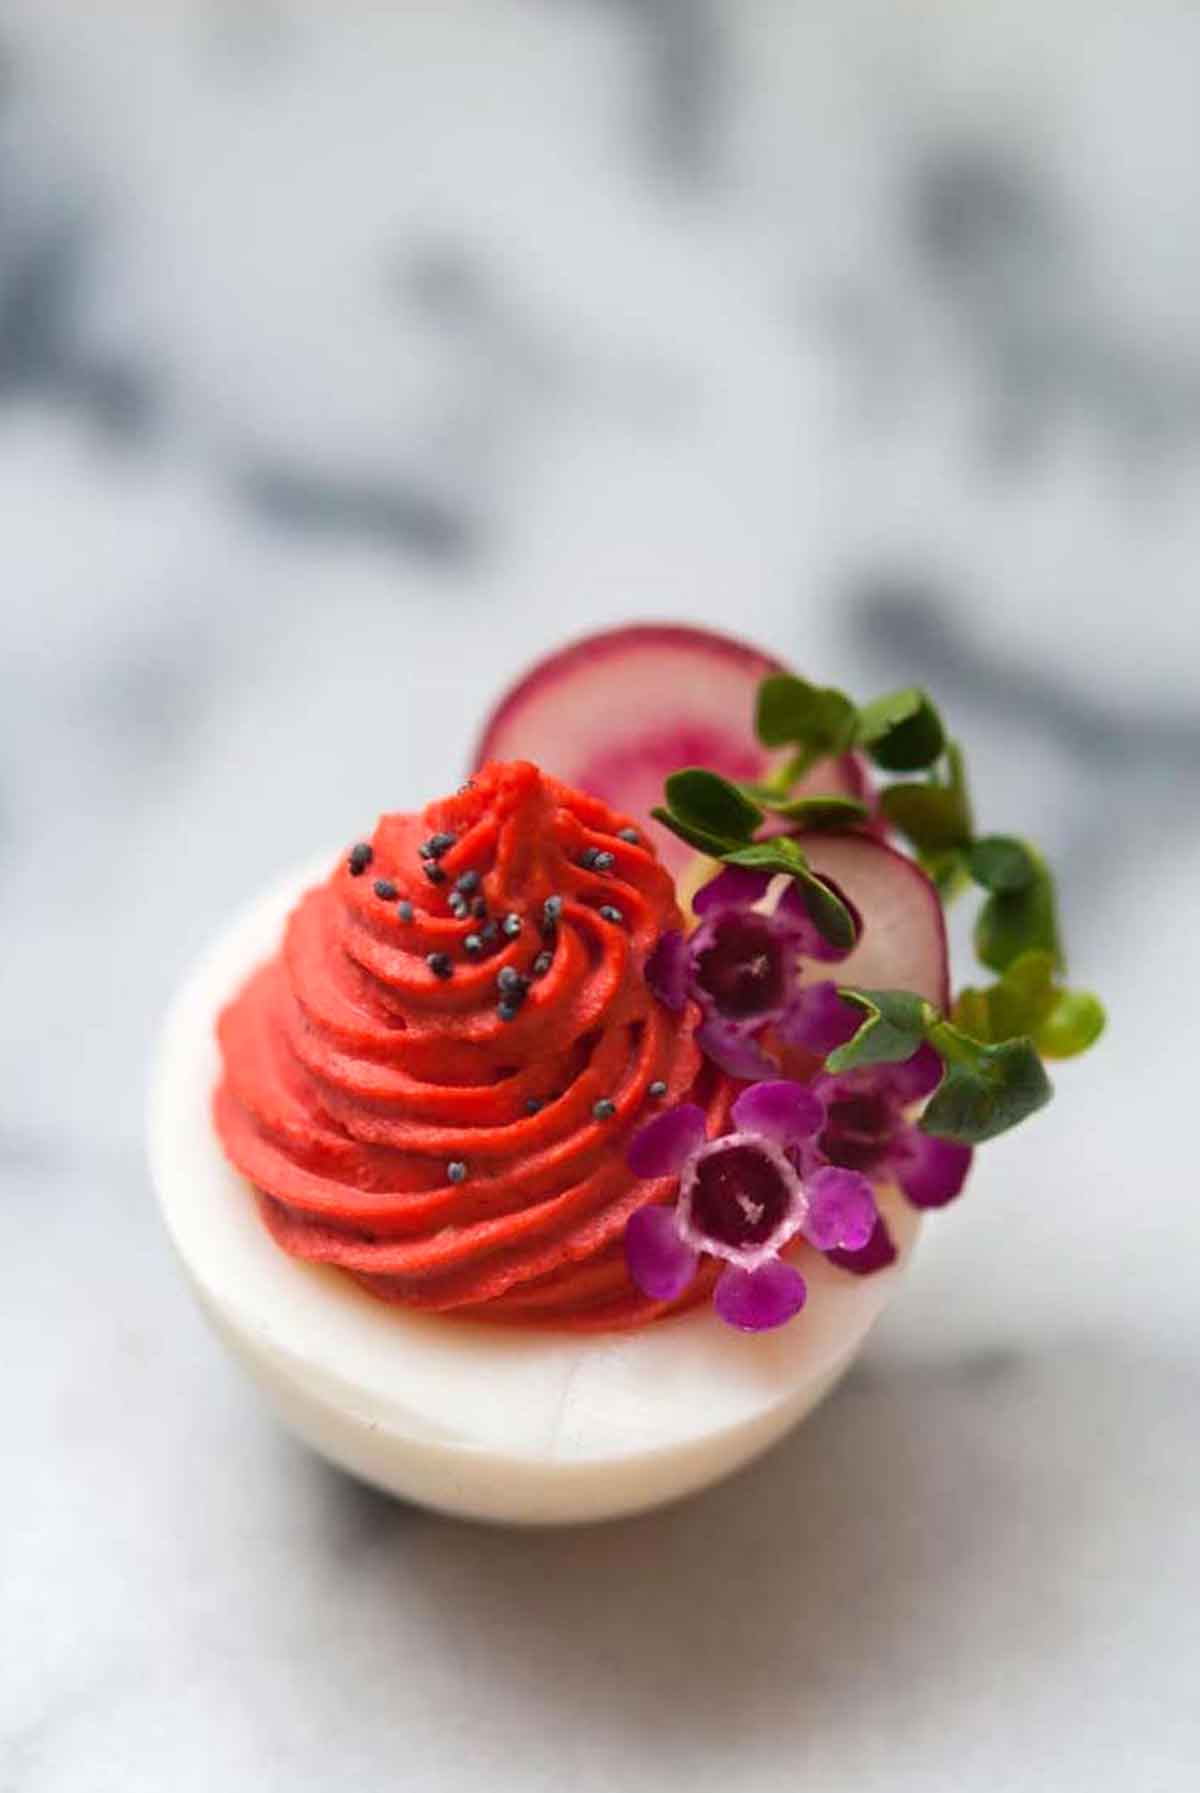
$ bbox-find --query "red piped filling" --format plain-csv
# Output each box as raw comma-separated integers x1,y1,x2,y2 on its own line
213,760,733,1330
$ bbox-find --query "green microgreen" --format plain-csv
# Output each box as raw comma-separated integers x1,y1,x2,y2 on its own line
755,675,858,762
920,1029,1054,1144
855,687,946,771
652,768,861,953
659,768,763,850
651,660,1103,1154
952,950,1106,1061
828,988,1056,1144
825,989,936,1072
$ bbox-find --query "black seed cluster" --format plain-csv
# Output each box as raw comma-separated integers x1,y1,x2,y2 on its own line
423,861,447,885
449,890,469,919
648,1080,668,1099
525,1096,544,1115
397,899,414,923
420,832,456,861
593,1098,617,1120
426,951,453,980
496,964,530,1021
541,895,563,937
617,828,640,844
447,1161,468,1185
348,842,373,876
455,869,480,896
471,896,488,920
464,933,483,956
598,905,624,925
531,950,553,978
373,878,398,902
502,912,522,939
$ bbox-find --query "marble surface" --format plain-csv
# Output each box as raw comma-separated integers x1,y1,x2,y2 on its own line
3,4,1199,1788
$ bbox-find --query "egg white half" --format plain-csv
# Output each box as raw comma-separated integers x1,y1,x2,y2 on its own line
147,860,919,1525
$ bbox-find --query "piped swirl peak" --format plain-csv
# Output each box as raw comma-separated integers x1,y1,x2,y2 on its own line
214,760,731,1329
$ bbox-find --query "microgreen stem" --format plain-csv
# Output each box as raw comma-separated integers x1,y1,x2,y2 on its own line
926,1019,978,1067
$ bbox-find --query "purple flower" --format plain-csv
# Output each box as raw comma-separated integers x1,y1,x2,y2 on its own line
645,868,860,1080
624,1081,878,1332
640,867,975,1291
800,1044,974,1273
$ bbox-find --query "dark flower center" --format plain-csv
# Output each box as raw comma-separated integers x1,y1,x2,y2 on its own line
693,914,787,1019
689,1142,792,1249
819,1089,897,1173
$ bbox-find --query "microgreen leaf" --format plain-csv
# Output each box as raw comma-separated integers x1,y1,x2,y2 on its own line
1036,988,1107,1060
663,768,763,843
967,835,1037,893
879,738,972,856
922,848,971,901
879,782,972,852
950,984,992,1040
721,837,860,951
855,688,945,771
749,792,869,828
720,836,811,877
825,988,933,1072
650,806,740,858
975,851,1062,974
798,870,860,952
754,675,858,758
953,950,1057,1042
921,1030,1053,1144
952,951,1105,1063
824,989,1056,1141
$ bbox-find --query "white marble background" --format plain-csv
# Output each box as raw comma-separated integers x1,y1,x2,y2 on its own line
3,4,1199,1789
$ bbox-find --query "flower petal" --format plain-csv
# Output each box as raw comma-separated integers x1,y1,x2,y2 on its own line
678,1134,806,1266
777,980,861,1056
803,1166,878,1251
777,873,862,962
627,1103,708,1179
732,1079,825,1146
625,1206,700,1301
889,1040,944,1102
695,1019,779,1081
644,928,689,1012
825,1213,897,1276
692,865,771,918
898,1131,973,1208
714,1259,808,1332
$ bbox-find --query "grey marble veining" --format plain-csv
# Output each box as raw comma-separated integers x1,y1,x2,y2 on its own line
2,4,1199,1789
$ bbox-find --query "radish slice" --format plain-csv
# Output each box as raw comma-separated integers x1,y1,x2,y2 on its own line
473,622,866,868
798,833,950,1011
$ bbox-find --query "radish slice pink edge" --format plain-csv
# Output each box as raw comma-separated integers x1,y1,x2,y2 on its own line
797,832,950,1012
472,621,867,869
